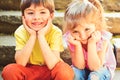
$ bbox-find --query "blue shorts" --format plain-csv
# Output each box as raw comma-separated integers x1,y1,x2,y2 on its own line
72,66,111,80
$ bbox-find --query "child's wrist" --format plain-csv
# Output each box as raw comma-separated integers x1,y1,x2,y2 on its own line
75,44,82,49
38,34,45,39
30,34,36,38
88,40,96,45
88,39,97,43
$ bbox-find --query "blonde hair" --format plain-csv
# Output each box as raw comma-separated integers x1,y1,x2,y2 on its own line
63,0,107,33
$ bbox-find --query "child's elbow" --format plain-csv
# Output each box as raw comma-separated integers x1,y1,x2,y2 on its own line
88,64,101,71
73,62,85,70
15,56,27,66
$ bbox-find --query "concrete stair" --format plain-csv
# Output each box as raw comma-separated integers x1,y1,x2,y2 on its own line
0,35,15,68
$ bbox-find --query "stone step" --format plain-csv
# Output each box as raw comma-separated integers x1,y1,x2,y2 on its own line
0,34,120,67
0,34,72,67
0,35,15,67
0,11,120,34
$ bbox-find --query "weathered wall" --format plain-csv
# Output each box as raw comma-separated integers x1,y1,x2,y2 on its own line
0,0,21,10
0,0,120,11
102,0,120,11
0,0,72,10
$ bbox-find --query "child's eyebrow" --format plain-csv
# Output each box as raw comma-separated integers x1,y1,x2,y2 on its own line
25,8,34,11
39,9,46,11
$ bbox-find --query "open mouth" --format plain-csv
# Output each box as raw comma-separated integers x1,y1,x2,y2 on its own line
30,22,45,31
32,22,43,27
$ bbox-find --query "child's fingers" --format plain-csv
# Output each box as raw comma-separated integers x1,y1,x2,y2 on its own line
22,16,27,27
22,16,28,29
67,33,76,44
22,16,31,31
48,18,52,24
94,31,101,39
91,31,101,41
43,18,52,33
45,18,52,29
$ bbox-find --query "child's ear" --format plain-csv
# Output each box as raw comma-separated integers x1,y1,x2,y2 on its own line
22,15,26,19
50,12,54,19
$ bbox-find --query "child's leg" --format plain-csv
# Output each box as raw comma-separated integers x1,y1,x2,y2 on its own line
51,61,74,80
2,63,51,80
72,66,86,80
88,67,111,80
2,63,29,80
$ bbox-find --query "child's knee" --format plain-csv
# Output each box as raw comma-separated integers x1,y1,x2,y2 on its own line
88,72,99,80
72,66,85,80
52,62,74,80
2,64,20,76
57,62,74,77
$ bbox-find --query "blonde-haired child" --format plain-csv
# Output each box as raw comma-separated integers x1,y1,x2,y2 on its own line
63,0,116,80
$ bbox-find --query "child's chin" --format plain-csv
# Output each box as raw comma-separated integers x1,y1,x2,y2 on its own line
81,41,87,45
33,28,42,31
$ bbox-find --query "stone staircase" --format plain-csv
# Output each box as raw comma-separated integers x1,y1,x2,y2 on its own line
0,0,120,69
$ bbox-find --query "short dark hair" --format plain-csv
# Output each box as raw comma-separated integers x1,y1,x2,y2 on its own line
20,0,55,15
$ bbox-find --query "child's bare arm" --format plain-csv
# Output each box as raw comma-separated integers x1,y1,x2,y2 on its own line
67,33,85,69
37,34,60,70
88,31,107,71
37,19,61,70
15,35,36,66
71,45,85,69
15,17,37,66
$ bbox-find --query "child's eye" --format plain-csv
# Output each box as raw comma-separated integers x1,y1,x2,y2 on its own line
40,11,46,14
72,31,79,36
73,31,78,33
85,28,90,31
27,12,34,15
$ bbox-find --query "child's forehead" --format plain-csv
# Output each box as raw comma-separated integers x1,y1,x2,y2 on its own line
75,17,95,25
76,22,95,28
26,3,52,11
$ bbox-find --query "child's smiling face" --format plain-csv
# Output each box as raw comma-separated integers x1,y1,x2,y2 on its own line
23,4,53,31
70,19,96,44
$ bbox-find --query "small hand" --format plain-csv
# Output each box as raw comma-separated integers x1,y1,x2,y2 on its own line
67,33,81,46
22,16,36,36
88,31,101,43
37,18,52,36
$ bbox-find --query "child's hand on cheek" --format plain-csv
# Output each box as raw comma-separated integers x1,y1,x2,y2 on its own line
22,16,36,36
88,31,101,43
37,18,52,36
67,33,81,46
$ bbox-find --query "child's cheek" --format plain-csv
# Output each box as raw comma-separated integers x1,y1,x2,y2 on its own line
43,15,50,21
42,17,49,25
75,36,81,40
25,20,31,28
71,33,80,40
43,17,48,21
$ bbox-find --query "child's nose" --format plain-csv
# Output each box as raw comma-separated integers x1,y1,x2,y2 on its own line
80,33,87,40
34,13,41,20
